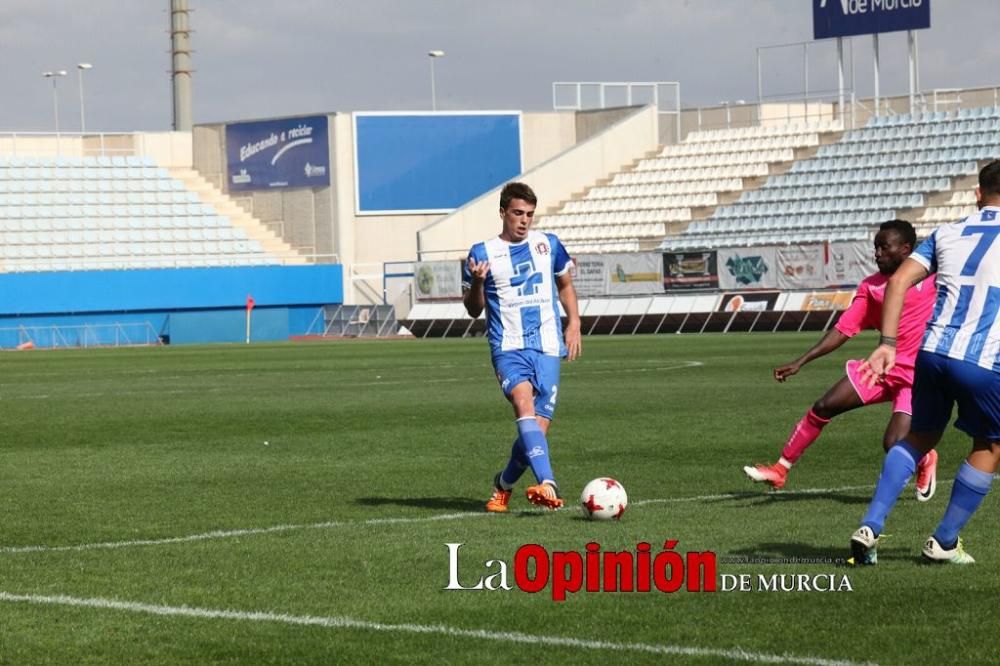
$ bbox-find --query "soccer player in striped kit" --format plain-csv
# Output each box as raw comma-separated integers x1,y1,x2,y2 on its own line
852,160,1000,565
462,182,582,512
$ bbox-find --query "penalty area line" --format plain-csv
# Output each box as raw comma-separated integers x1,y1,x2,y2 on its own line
0,590,876,666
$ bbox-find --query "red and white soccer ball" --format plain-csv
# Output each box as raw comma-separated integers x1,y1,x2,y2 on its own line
580,478,628,521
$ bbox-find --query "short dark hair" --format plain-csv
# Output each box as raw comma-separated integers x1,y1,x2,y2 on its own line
879,219,916,248
499,182,537,209
979,160,1000,199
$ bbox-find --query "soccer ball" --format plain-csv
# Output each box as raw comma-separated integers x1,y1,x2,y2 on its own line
580,478,628,521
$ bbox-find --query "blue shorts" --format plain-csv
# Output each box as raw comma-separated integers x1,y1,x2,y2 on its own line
911,351,1000,440
491,349,562,420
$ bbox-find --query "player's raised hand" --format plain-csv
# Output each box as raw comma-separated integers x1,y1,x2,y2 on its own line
773,361,802,382
467,257,490,283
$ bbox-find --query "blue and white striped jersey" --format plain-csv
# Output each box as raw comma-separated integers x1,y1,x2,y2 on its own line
462,230,573,356
912,206,1000,372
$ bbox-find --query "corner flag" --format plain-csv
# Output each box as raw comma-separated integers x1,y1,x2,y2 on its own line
245,294,255,343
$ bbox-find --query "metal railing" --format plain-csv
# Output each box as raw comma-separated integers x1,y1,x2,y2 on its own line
552,81,681,143
400,292,849,338
304,304,398,338
0,132,160,158
686,85,1000,137
0,322,162,349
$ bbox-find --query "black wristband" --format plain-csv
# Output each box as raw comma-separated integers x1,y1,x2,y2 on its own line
879,335,897,347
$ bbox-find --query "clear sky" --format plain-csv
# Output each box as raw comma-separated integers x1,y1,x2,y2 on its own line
1,1,996,132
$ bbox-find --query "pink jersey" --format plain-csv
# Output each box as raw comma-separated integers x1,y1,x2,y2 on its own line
835,272,937,376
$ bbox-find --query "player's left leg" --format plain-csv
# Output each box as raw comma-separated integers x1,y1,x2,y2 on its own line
785,372,868,459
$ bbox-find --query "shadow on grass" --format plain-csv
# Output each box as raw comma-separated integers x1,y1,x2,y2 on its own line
701,489,871,506
356,496,484,511
356,497,561,518
723,541,910,565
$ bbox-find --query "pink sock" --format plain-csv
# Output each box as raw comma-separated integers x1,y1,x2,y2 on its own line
780,408,832,465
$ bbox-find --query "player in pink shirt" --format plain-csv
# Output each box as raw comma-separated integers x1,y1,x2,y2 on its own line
744,220,939,499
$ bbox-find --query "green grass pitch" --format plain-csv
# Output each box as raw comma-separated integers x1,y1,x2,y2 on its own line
0,334,996,664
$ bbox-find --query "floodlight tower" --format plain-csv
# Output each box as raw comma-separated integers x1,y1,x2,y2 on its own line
428,50,445,111
42,70,68,132
170,0,194,131
77,63,93,132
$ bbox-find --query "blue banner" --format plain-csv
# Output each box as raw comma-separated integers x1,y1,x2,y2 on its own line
813,0,929,39
354,113,521,213
226,115,330,191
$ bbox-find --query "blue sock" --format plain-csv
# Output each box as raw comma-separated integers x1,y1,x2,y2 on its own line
499,437,527,488
861,441,923,535
933,462,994,549
516,417,555,485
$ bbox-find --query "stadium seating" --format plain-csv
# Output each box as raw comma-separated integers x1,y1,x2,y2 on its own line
534,120,842,253
0,155,282,271
660,108,1000,250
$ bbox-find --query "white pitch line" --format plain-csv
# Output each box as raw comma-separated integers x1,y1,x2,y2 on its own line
568,360,704,375
0,591,876,666
0,482,890,556
0,511,488,555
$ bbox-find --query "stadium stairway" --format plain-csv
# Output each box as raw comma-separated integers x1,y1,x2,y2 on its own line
169,168,306,263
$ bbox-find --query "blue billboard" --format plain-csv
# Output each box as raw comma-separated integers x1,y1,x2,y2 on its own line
814,0,929,39
226,115,330,191
354,112,522,214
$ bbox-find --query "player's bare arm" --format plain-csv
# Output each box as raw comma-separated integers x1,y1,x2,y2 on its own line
462,258,490,318
774,329,850,382
557,272,581,362
862,258,929,387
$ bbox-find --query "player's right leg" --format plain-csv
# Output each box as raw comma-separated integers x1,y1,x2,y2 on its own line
745,371,866,489
487,443,525,513
924,358,1000,563
922,436,997,565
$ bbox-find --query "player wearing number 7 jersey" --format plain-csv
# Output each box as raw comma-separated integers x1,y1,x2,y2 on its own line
462,182,582,513
850,160,1000,566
